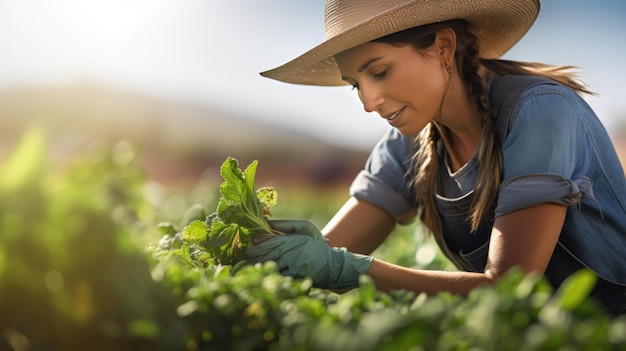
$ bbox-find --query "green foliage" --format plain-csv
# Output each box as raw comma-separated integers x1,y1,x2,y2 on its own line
1,129,624,351
0,131,184,351
156,157,281,266
216,157,277,236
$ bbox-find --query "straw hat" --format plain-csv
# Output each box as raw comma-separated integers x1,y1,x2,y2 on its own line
260,0,540,86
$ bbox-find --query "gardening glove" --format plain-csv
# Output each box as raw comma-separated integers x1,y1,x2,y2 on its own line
252,219,326,245
268,219,327,241
244,234,373,290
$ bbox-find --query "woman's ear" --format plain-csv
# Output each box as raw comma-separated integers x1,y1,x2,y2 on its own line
435,27,457,64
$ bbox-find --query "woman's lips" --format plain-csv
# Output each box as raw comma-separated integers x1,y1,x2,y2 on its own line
384,107,404,127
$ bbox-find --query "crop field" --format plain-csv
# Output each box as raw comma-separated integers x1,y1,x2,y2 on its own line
1,129,625,351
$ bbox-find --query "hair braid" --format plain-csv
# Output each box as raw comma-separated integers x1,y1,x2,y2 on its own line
456,29,502,232
412,123,442,236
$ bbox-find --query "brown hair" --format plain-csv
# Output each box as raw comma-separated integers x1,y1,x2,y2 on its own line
375,20,592,238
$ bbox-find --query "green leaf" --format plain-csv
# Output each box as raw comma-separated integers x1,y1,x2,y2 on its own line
217,198,254,231
242,160,258,198
551,268,597,311
208,222,234,248
216,197,236,222
219,157,246,204
181,220,209,244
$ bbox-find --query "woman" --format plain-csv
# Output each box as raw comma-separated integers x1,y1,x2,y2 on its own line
245,0,626,315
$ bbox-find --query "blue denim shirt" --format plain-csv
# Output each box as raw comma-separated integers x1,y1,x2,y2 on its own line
349,75,626,314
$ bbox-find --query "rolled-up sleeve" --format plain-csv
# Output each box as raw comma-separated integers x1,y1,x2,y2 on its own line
349,128,416,220
496,174,594,217
495,86,595,217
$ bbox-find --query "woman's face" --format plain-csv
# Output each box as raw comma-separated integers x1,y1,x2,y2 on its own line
334,41,448,136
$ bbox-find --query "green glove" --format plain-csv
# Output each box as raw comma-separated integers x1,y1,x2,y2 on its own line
252,220,326,245
244,234,373,290
268,219,326,241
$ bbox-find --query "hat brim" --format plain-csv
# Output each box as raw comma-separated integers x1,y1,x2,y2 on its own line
261,0,540,86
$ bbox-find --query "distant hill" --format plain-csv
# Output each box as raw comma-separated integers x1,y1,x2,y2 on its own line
2,83,623,188
0,83,369,187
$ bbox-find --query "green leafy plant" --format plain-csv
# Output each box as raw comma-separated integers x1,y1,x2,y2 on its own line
206,157,281,265
157,157,282,266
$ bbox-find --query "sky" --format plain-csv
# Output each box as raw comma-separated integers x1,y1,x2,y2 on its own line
0,0,625,151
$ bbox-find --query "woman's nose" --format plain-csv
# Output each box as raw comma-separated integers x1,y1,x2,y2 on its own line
360,87,384,113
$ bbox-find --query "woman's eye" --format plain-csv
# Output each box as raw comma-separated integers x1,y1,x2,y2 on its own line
373,70,387,80
350,83,359,91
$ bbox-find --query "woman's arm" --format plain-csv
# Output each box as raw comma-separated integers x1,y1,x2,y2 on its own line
322,197,397,255
366,202,567,295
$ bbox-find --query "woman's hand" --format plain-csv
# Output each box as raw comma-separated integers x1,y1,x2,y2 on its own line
268,219,326,241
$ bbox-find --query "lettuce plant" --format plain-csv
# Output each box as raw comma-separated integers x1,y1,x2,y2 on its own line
179,157,281,265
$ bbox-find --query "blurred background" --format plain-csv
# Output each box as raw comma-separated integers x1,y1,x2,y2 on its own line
0,0,624,191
